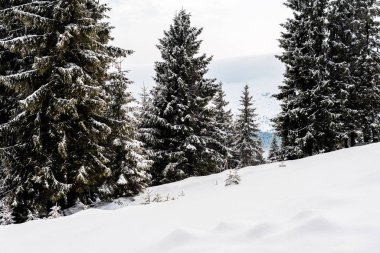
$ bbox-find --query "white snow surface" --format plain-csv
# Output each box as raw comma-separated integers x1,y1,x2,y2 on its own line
1,143,380,253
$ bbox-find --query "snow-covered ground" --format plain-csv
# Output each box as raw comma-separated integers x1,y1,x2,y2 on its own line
1,143,380,253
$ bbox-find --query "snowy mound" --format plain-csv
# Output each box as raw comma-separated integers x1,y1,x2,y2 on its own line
1,143,380,253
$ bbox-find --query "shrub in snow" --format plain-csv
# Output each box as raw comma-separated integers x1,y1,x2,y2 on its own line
0,212,15,226
178,190,185,197
152,193,163,203
0,207,15,225
26,210,40,222
225,170,241,186
48,204,62,219
143,189,153,205
0,197,15,225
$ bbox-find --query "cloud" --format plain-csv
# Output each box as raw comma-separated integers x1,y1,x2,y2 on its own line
103,0,290,63
208,54,284,83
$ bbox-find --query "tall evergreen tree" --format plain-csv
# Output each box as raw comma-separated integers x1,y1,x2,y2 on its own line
0,0,130,223
324,0,359,148
140,10,225,185
234,84,264,168
139,84,152,113
137,85,153,164
0,1,20,147
349,0,380,143
268,134,281,163
104,61,151,198
213,82,236,170
0,26,15,127
275,0,337,159
276,0,380,157
0,2,18,212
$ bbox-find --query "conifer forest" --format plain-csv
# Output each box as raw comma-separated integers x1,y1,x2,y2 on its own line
0,1,379,243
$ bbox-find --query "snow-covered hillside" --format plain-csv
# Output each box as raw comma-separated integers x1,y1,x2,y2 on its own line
1,144,380,253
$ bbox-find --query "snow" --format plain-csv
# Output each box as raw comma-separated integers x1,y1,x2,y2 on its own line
1,143,380,253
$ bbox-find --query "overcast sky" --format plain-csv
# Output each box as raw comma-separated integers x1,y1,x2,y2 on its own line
102,0,291,130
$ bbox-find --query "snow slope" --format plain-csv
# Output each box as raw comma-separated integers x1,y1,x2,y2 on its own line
1,143,380,253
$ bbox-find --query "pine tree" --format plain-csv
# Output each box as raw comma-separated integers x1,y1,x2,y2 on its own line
140,10,225,185
213,82,236,169
0,194,14,225
0,0,129,222
104,60,151,198
276,0,380,157
48,204,62,219
323,0,359,149
0,206,15,225
275,0,314,159
234,84,264,168
349,0,380,143
139,84,152,113
224,169,241,186
0,31,15,128
268,134,281,163
275,0,339,159
0,1,19,147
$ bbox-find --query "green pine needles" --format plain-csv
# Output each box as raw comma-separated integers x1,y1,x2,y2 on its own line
0,0,149,223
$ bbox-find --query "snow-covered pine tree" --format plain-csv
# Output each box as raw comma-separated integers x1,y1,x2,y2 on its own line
213,82,236,170
224,169,241,186
139,84,152,113
104,60,151,198
0,1,19,150
234,84,264,168
0,2,17,211
268,134,281,163
140,10,225,185
325,0,358,148
0,198,15,225
48,204,62,219
0,22,15,129
0,0,129,222
349,0,380,143
275,0,337,159
275,0,313,160
137,85,154,166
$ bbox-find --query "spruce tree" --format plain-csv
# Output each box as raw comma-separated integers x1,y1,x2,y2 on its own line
276,0,380,157
0,29,15,128
0,198,14,225
275,0,337,159
275,0,314,159
324,0,358,149
268,134,281,163
349,0,380,143
0,1,19,147
234,84,264,168
139,84,152,113
0,0,130,222
104,61,151,198
140,10,225,185
213,82,236,170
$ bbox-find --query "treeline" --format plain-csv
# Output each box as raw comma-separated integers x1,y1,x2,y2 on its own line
0,2,264,224
275,0,380,159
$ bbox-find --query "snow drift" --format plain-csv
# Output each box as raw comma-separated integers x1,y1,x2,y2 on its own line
1,143,380,253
